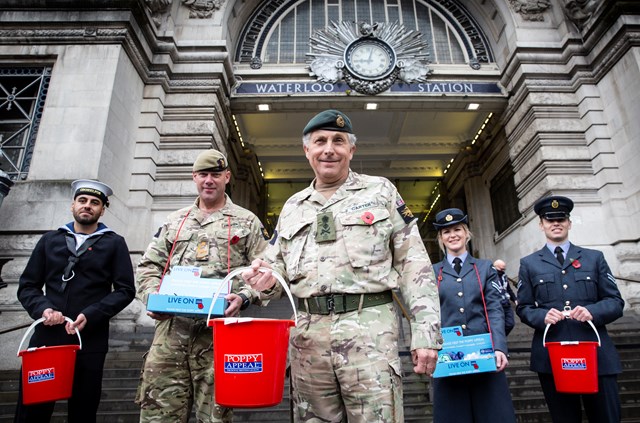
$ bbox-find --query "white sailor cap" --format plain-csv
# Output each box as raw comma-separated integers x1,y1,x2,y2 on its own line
71,179,113,206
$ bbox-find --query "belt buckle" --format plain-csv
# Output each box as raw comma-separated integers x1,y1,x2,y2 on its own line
326,294,335,313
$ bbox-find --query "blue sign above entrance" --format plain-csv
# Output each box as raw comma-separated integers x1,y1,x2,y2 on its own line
234,81,503,96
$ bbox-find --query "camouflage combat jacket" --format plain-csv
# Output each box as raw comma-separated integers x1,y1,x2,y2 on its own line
266,171,443,350
137,195,268,306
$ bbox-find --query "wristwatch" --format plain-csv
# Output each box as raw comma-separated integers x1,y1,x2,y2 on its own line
238,293,251,311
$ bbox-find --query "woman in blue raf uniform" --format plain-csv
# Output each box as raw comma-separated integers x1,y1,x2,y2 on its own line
431,208,516,423
516,196,624,423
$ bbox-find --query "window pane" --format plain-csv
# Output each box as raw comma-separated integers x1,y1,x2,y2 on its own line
490,163,521,234
0,67,51,180
296,3,311,63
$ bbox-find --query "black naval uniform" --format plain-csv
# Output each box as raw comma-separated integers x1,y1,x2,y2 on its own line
15,223,135,422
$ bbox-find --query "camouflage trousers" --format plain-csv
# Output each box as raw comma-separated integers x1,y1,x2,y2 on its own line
136,316,232,423
290,302,403,423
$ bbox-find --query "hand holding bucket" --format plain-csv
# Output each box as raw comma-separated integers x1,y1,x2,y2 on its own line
207,266,298,325
17,317,82,405
542,315,601,394
207,266,297,408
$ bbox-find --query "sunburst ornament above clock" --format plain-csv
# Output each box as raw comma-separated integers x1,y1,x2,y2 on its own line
308,21,432,95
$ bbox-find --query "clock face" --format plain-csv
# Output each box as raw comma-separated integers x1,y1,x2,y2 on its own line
344,39,396,80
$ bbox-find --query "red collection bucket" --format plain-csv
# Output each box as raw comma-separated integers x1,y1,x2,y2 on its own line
16,317,82,405
543,319,601,394
207,267,297,408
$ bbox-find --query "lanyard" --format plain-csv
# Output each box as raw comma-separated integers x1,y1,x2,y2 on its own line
156,210,235,293
437,263,494,349
61,233,103,291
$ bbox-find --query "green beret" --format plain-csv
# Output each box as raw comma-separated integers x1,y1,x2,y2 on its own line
303,110,353,135
193,149,228,173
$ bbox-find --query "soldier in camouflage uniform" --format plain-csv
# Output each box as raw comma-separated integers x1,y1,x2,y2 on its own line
243,110,443,423
135,149,269,423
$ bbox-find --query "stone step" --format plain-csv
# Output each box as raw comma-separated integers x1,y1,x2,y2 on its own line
1,310,639,423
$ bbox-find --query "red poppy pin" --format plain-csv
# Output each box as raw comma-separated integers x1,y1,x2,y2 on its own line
230,235,240,245
570,258,581,269
361,211,374,225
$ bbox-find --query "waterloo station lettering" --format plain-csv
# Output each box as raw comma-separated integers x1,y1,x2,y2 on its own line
235,81,503,95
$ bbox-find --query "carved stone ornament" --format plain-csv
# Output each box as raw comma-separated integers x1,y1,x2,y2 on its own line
308,21,431,95
508,0,551,21
144,0,172,28
182,0,224,19
250,56,262,70
562,0,599,30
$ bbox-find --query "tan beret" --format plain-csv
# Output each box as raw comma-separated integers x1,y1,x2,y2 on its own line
193,149,228,172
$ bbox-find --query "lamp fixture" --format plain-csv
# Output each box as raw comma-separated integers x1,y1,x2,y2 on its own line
365,103,378,110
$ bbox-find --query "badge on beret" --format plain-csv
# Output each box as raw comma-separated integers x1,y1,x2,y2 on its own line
336,115,345,128
445,214,453,222
551,200,559,209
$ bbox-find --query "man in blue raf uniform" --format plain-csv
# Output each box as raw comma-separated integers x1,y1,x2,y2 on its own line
516,195,624,423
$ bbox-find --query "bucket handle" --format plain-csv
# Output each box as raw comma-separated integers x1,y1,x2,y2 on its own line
16,317,83,356
543,318,601,347
207,266,298,326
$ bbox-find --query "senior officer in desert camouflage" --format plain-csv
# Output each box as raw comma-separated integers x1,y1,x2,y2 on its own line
135,149,269,422
243,110,443,422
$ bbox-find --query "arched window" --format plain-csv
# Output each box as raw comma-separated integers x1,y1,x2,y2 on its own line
236,0,493,67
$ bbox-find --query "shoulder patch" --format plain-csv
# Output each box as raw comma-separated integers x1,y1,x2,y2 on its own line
261,226,270,241
153,226,162,238
396,203,415,224
269,229,278,245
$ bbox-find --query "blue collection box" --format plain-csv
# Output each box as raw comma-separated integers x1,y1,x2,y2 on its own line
146,293,227,318
433,326,497,378
145,266,229,318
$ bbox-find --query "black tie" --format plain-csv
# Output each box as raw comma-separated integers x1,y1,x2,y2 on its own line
554,246,564,265
453,257,462,274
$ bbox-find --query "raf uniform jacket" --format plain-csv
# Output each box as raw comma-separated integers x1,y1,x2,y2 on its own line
17,224,136,353
434,256,508,354
516,243,624,374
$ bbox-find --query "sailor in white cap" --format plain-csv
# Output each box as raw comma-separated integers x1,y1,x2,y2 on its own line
15,179,135,422
71,179,113,207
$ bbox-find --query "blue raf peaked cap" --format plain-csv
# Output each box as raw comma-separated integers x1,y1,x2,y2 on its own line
433,208,468,230
534,195,573,220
